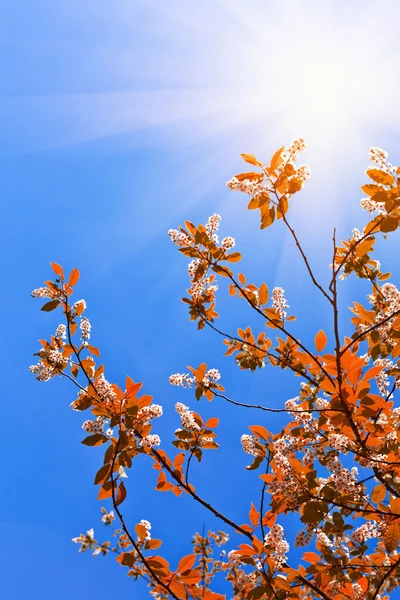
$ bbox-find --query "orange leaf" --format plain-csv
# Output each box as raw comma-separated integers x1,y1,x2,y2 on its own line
371,484,386,504
135,523,148,540
177,554,196,574
50,262,64,279
98,481,113,500
258,283,269,305
248,425,269,441
241,153,262,167
116,481,127,506
302,552,320,563
147,539,162,550
225,252,242,263
249,503,259,526
68,267,80,287
205,417,219,428
194,363,207,382
314,330,327,352
179,570,202,585
385,521,400,553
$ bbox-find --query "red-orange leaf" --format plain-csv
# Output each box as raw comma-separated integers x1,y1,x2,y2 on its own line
371,484,386,504
385,521,400,553
205,417,219,428
314,330,327,352
50,262,64,279
116,481,127,506
248,425,269,441
249,503,259,526
302,552,320,563
68,267,80,287
241,153,262,167
177,553,196,574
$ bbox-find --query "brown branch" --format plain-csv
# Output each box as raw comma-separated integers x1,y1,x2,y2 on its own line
212,389,345,414
203,318,319,388
267,178,333,305
341,307,400,356
110,439,180,600
372,555,400,600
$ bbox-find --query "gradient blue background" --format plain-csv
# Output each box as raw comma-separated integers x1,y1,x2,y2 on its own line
1,1,400,598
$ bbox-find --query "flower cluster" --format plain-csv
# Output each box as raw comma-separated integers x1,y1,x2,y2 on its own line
221,236,235,250
96,374,118,404
272,287,289,319
369,146,394,173
31,286,58,299
226,177,264,196
80,317,91,342
137,404,163,423
82,416,108,434
29,347,68,382
284,137,306,161
240,434,260,457
169,368,221,388
176,403,200,432
55,324,67,339
101,508,115,525
72,529,97,553
352,521,382,544
140,434,161,448
264,524,290,569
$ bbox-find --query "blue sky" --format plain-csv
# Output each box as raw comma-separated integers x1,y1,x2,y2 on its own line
1,1,400,598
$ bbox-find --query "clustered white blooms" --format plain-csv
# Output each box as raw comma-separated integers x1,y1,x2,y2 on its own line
325,455,361,497
316,531,333,548
137,404,163,423
82,415,109,434
205,213,222,244
284,137,307,161
169,214,237,301
264,524,290,569
29,347,68,382
360,146,395,215
31,286,58,299
226,177,264,196
296,165,312,181
373,358,394,396
221,236,235,250
285,398,314,432
72,527,111,557
140,434,161,448
101,508,115,525
72,528,96,552
55,324,66,339
96,373,118,404
240,434,261,457
352,521,382,544
175,402,200,432
272,287,289,319
80,316,91,343
226,138,310,199
369,146,393,171
169,368,221,388
369,283,400,349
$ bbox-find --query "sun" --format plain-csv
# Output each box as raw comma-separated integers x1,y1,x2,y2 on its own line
6,0,399,173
